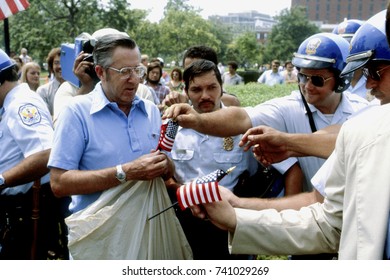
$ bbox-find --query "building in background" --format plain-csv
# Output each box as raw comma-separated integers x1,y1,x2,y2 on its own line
292,0,388,24
208,1,387,44
209,11,277,43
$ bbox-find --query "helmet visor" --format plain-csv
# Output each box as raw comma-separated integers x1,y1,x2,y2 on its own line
340,50,374,77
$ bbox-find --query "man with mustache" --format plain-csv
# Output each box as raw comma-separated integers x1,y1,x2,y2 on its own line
166,59,258,259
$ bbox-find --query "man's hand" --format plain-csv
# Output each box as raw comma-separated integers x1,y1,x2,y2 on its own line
239,125,293,165
123,150,173,181
191,199,237,232
162,91,189,107
162,103,201,129
73,51,95,94
190,186,238,232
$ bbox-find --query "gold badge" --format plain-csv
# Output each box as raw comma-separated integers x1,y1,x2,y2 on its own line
223,137,234,151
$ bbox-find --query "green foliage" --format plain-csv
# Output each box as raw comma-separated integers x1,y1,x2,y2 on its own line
158,9,220,64
1,0,320,73
226,32,262,68
236,70,260,84
262,6,320,64
225,82,297,107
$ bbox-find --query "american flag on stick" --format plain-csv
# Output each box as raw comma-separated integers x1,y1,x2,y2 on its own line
157,119,179,152
148,166,236,220
0,0,30,20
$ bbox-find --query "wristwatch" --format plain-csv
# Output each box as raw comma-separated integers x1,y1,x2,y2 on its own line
115,164,127,183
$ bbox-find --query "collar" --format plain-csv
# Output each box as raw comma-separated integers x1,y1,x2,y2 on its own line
3,83,31,110
90,82,148,116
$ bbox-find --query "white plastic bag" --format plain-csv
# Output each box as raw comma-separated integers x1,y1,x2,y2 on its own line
65,178,192,259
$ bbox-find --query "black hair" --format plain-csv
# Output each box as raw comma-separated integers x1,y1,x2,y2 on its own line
182,46,218,66
183,59,222,94
0,65,19,85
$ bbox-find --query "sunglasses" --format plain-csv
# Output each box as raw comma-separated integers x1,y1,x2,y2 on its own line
297,73,334,87
362,65,390,81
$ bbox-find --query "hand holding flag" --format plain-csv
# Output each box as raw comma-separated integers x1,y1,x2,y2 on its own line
157,119,179,152
148,166,236,220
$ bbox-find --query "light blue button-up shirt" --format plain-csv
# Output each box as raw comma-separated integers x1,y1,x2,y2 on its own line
48,83,161,213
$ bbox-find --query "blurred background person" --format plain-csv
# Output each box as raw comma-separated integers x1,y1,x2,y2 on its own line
20,62,41,91
37,47,64,117
19,47,32,64
167,67,185,92
222,61,243,86
257,59,284,86
282,60,298,84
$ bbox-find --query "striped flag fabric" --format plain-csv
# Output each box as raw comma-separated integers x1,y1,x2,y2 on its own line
157,119,179,152
176,169,227,210
0,0,30,20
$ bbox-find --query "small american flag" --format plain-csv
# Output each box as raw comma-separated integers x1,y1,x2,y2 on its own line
148,167,235,220
0,0,30,20
157,119,179,152
176,169,227,210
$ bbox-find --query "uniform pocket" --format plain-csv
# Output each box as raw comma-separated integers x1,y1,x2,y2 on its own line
171,149,194,161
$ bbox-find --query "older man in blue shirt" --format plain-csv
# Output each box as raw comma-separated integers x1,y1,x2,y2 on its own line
48,34,190,259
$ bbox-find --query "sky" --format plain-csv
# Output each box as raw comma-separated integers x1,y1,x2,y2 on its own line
127,0,292,22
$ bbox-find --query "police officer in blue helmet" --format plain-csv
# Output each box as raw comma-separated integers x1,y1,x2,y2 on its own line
332,19,365,43
341,9,390,105
332,19,368,98
0,49,69,259
291,32,367,116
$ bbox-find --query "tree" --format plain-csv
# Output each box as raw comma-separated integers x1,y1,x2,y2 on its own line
159,9,220,65
263,6,320,64
226,32,262,69
2,0,148,64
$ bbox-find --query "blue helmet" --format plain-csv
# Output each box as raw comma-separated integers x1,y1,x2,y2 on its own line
341,10,390,77
292,32,350,73
332,19,365,42
0,49,15,74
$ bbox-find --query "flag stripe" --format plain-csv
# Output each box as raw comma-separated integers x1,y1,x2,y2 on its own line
177,187,186,210
0,0,30,20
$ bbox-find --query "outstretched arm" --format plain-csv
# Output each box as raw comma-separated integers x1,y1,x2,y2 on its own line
240,125,340,165
163,104,252,136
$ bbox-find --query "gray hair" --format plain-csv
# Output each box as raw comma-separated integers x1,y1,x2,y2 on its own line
93,34,140,68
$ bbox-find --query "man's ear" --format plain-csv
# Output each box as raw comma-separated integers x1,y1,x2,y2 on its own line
95,65,104,79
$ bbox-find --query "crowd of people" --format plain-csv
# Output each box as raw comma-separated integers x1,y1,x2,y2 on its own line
1,5,390,261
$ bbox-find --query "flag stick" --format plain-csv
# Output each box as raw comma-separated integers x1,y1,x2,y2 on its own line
148,201,178,221
148,166,236,221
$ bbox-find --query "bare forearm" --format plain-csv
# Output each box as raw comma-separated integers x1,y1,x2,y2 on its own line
232,191,319,212
2,149,50,187
285,133,337,159
197,107,252,136
50,167,120,197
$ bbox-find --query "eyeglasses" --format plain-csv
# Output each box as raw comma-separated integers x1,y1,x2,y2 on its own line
107,66,145,79
297,73,334,87
362,65,390,81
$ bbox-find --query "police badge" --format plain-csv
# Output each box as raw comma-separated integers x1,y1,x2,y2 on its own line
223,136,234,151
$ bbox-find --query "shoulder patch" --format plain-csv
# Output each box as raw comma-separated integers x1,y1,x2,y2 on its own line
18,104,41,126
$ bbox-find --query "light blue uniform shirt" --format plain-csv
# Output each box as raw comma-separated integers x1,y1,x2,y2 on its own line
171,126,258,190
0,83,53,195
48,83,161,213
245,90,368,191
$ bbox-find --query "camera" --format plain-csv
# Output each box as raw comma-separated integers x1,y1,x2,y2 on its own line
60,33,98,87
